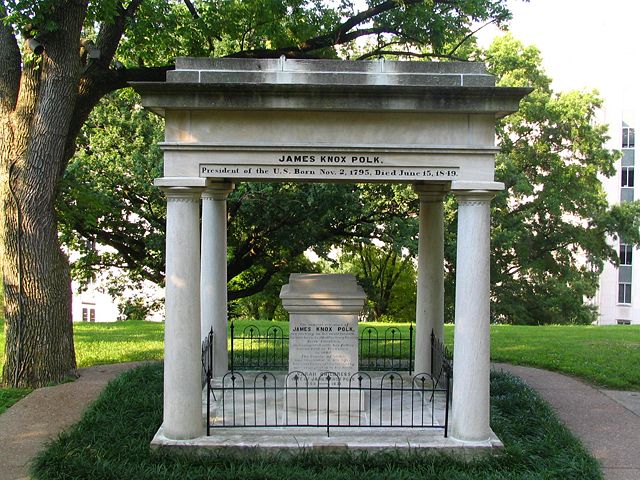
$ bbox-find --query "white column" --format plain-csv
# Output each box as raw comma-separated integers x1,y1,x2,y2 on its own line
201,182,234,377
450,190,494,443
413,184,447,375
162,186,203,440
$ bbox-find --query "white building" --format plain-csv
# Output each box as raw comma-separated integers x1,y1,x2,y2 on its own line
72,279,120,323
69,243,164,323
72,276,164,323
596,106,639,325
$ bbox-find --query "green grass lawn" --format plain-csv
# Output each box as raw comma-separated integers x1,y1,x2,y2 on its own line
0,387,31,415
74,320,164,367
490,324,640,390
31,364,602,480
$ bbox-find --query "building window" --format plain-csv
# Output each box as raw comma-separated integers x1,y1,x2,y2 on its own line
623,127,635,148
621,166,635,187
618,243,632,304
622,149,635,167
82,306,96,322
621,188,634,202
620,158,635,203
617,319,631,325
618,282,632,304
620,244,633,265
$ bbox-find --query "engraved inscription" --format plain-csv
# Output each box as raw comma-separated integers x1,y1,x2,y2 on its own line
289,317,358,382
201,163,459,181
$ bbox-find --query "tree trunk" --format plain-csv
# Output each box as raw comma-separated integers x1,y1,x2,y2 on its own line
1,169,77,387
0,0,87,387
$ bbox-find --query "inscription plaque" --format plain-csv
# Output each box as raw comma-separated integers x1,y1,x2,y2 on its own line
201,163,459,181
281,274,366,413
289,316,358,382
280,274,365,380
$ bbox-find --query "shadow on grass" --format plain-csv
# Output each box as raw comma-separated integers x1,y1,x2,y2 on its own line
0,388,31,415
31,364,602,480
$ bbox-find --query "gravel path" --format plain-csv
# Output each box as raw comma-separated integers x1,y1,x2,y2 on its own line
0,362,149,480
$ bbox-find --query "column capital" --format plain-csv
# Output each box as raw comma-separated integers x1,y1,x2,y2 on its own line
202,181,235,201
451,180,504,191
154,176,207,188
452,189,496,206
413,183,449,202
160,186,203,203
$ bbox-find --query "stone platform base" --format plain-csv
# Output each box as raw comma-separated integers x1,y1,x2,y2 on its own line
151,424,503,457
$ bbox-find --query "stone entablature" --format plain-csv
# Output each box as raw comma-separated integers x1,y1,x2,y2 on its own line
136,57,526,115
169,57,496,87
132,58,529,184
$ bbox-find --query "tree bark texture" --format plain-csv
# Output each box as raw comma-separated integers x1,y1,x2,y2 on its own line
0,0,156,387
0,1,89,387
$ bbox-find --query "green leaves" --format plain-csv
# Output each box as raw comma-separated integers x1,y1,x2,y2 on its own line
84,0,516,65
333,242,417,322
57,89,166,292
479,34,633,324
2,0,63,35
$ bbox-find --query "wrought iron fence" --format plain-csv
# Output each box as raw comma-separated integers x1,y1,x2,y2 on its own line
206,369,449,437
201,326,453,437
358,325,413,373
430,330,452,387
201,328,214,388
229,322,414,373
230,323,288,371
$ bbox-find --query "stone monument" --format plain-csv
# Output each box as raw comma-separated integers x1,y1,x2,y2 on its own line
280,273,366,380
139,57,529,446
280,274,366,415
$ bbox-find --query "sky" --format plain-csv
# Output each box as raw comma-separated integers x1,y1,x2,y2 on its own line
475,0,639,203
476,0,640,120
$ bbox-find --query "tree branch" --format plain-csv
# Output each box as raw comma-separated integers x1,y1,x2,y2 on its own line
63,63,173,175
57,0,147,176
228,26,401,59
0,1,21,114
183,0,199,18
335,0,424,41
94,0,144,69
228,266,278,301
227,238,265,282
447,18,499,57
320,0,459,47
226,0,444,58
